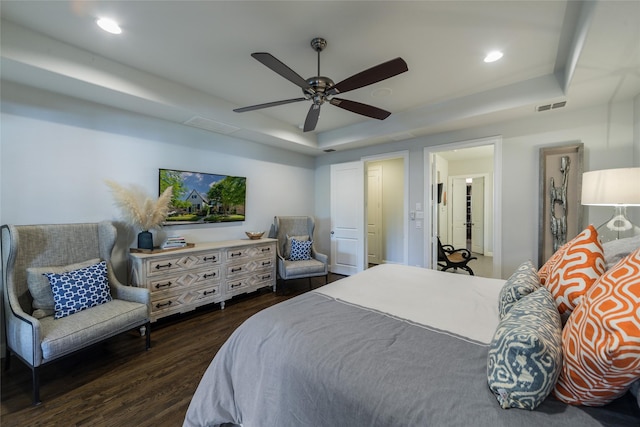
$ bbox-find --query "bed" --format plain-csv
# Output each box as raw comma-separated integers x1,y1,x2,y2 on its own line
183,264,640,427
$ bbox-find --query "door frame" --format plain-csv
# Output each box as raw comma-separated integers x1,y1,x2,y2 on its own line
423,136,503,278
362,150,410,267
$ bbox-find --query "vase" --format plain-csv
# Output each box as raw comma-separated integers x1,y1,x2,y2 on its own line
137,230,153,250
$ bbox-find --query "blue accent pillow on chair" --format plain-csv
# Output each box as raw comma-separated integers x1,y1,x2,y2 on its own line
45,260,112,319
289,239,313,261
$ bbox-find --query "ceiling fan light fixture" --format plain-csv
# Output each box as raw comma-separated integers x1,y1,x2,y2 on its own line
96,17,122,34
484,50,503,63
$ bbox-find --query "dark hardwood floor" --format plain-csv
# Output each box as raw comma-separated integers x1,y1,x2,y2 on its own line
1,274,343,427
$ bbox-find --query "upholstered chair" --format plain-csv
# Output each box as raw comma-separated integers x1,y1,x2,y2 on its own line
273,216,328,292
1,221,150,404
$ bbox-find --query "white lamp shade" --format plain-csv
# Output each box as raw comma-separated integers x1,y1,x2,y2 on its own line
581,167,640,206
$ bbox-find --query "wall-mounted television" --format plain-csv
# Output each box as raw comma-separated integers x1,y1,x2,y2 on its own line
159,168,246,225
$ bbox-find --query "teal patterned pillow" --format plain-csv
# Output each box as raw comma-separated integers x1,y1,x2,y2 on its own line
487,287,562,410
289,238,313,261
498,260,540,318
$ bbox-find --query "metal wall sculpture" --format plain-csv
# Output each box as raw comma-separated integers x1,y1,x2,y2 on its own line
549,155,570,252
539,143,584,267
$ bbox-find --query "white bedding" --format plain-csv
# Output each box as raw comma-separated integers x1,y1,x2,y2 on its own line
315,264,505,344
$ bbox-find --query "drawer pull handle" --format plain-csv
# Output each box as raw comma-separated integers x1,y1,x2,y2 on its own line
231,267,242,273
155,282,172,289
204,289,216,296
261,274,271,280
230,252,242,257
155,262,172,270
203,256,217,262
262,247,271,252
231,283,242,288
204,272,217,278
156,301,172,309
262,261,271,266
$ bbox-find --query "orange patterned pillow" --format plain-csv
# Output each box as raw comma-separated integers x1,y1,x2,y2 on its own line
538,243,568,285
554,247,640,406
544,225,606,315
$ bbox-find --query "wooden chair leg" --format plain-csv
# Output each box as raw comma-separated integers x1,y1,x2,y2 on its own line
145,322,151,350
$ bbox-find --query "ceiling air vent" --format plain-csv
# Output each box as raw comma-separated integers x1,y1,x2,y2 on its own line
183,116,240,135
536,100,567,112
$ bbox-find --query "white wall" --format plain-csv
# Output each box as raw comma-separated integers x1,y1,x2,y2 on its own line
315,99,638,278
1,81,316,276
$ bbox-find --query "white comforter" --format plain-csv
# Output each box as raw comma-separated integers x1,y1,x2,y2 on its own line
315,264,505,344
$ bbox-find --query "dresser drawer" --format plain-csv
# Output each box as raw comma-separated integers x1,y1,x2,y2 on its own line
145,250,221,277
147,266,221,295
225,258,274,279
150,283,222,317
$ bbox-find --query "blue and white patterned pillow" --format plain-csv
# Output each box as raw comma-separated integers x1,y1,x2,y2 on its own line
487,287,562,410
45,260,112,319
498,260,540,318
289,238,313,261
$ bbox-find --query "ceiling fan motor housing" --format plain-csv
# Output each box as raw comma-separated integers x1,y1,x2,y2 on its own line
305,76,335,104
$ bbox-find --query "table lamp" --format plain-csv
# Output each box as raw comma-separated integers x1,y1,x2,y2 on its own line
581,167,640,243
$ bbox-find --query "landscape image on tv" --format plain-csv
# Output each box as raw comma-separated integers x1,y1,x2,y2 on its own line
159,168,246,224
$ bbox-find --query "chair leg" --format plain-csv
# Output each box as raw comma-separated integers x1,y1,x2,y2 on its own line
325,274,328,284
32,366,41,405
308,277,313,291
4,347,10,371
145,322,151,350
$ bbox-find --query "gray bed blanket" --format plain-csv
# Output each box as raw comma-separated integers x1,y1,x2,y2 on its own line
184,292,640,427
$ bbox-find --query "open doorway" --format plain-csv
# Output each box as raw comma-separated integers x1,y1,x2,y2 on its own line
424,138,502,279
364,151,409,268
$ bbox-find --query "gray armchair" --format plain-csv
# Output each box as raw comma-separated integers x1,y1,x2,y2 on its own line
1,221,151,404
273,216,328,292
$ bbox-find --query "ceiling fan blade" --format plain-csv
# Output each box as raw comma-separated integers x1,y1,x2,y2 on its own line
329,57,408,95
330,98,391,120
251,52,312,91
233,97,307,113
303,104,321,132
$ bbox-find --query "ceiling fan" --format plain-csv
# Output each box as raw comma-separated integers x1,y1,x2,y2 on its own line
233,37,409,132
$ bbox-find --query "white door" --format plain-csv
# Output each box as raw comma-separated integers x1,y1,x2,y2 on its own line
367,165,382,265
451,177,467,248
471,177,485,254
330,161,365,275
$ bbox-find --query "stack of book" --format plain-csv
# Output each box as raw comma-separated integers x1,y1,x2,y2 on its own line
161,236,187,249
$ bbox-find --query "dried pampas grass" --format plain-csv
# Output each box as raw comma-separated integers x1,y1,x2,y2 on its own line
106,180,173,231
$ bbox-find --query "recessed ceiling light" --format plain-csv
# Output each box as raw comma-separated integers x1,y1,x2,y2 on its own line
484,50,503,63
96,18,122,34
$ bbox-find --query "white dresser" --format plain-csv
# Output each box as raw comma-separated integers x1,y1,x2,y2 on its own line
128,238,276,322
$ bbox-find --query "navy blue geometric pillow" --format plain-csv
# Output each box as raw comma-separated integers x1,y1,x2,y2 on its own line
289,238,312,261
487,287,562,410
498,260,540,318
45,260,112,319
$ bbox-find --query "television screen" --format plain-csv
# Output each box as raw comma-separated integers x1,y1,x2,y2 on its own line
159,168,246,225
